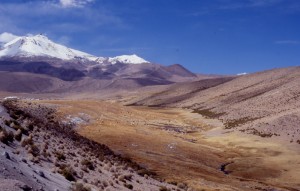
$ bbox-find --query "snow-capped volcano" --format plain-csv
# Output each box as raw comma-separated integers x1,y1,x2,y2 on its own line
0,33,149,65
0,33,196,86
0,34,98,61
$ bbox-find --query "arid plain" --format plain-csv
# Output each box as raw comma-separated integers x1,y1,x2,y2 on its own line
37,99,300,191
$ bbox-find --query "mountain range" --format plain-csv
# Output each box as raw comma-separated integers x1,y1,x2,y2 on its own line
0,34,200,91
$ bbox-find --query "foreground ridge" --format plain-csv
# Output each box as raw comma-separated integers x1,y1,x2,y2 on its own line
0,100,184,191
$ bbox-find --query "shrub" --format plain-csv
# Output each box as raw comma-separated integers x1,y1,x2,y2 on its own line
20,127,29,136
61,167,76,181
29,144,40,157
10,113,19,120
124,183,133,190
21,136,33,147
4,120,11,126
10,122,21,131
71,183,91,191
0,129,14,144
7,131,14,142
55,152,66,161
14,129,22,141
0,131,8,144
27,124,34,131
159,186,170,191
81,159,94,170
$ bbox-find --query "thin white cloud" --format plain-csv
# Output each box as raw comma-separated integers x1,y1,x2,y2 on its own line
0,1,125,35
99,47,152,52
219,0,283,10
189,0,286,17
58,0,94,8
275,40,300,45
250,0,283,7
0,32,19,44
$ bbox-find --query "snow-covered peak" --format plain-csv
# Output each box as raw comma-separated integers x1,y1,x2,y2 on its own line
0,33,150,65
108,54,149,64
0,34,98,61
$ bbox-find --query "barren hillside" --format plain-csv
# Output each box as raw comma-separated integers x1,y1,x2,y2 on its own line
131,67,300,142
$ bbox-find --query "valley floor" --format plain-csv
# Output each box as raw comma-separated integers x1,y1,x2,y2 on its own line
40,99,300,191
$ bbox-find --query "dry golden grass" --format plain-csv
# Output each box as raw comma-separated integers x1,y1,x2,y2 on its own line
40,100,300,191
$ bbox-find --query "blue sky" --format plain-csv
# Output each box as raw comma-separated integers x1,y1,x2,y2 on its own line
0,0,300,74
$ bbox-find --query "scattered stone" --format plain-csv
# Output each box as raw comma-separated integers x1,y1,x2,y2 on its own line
21,158,27,163
20,184,32,191
38,170,45,178
2,151,10,159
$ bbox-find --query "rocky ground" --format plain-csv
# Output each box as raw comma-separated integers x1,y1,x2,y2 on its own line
0,100,183,191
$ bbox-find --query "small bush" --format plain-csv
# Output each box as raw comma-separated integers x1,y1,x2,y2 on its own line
29,144,40,157
27,124,34,131
14,129,22,141
71,183,91,191
159,186,170,191
21,136,33,147
20,127,29,136
124,183,133,190
0,131,8,144
81,159,94,170
10,122,21,131
61,167,76,181
7,131,14,142
55,152,66,161
0,129,14,144
4,120,11,126
10,113,19,120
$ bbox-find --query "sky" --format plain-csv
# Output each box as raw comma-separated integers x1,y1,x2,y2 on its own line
0,0,300,74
